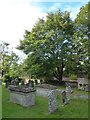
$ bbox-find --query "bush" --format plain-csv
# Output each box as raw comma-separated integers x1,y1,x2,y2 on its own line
69,74,77,80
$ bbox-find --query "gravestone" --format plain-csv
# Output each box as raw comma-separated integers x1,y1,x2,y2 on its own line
61,90,67,107
31,81,34,87
48,90,57,114
35,80,38,86
21,80,24,85
11,79,17,85
66,85,71,103
15,79,19,85
40,79,43,84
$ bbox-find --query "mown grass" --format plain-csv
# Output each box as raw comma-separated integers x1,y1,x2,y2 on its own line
2,85,89,118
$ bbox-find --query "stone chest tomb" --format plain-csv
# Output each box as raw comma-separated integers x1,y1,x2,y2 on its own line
8,85,36,107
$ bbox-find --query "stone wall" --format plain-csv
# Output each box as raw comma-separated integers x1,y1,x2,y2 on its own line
77,78,90,91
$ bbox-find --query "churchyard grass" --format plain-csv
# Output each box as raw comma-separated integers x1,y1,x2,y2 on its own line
2,85,89,118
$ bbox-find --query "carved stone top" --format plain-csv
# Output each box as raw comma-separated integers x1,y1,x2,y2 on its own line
8,85,36,93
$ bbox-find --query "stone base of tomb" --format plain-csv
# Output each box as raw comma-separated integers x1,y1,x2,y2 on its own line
8,85,36,107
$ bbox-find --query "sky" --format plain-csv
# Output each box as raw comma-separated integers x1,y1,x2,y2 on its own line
0,0,89,58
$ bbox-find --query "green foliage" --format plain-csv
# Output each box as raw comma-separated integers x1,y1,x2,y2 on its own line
69,74,77,80
74,2,89,76
16,2,89,81
0,41,21,81
17,10,75,81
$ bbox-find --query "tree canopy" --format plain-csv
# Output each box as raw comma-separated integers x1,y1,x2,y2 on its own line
17,2,90,81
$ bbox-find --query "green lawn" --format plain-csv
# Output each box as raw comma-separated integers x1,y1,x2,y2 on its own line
2,85,89,118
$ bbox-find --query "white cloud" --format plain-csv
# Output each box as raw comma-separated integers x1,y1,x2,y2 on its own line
0,0,47,49
64,5,80,20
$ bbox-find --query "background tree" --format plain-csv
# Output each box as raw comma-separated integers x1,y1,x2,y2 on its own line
0,41,20,82
73,2,89,78
17,10,75,82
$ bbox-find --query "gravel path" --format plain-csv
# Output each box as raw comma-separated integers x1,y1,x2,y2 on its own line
36,87,90,99
73,95,90,99
36,87,51,97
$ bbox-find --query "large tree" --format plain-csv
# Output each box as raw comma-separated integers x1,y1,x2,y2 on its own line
17,10,75,82
73,1,90,78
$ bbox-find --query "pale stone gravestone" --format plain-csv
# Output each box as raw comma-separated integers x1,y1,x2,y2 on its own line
66,85,71,103
61,90,67,107
8,85,36,107
48,90,57,114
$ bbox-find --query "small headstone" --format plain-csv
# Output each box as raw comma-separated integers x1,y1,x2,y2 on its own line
31,81,34,87
48,90,57,114
15,79,19,85
61,90,67,107
21,80,24,85
26,80,31,86
35,80,38,86
11,80,17,85
66,86,71,103
40,79,43,84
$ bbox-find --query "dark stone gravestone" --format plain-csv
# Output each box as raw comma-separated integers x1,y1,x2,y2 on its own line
21,80,24,86
11,79,17,85
61,90,67,107
15,78,19,85
40,79,43,84
30,81,34,87
35,80,38,86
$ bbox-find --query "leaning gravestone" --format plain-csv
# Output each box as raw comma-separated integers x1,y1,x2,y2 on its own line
61,90,67,107
66,85,71,103
48,90,57,114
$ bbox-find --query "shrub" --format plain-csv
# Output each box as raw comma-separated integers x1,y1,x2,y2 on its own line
69,74,77,80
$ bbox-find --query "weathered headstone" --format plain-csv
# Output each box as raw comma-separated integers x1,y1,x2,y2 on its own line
61,90,67,107
21,80,24,85
15,79,19,85
11,80,17,85
48,90,57,114
66,85,71,103
31,81,34,87
40,79,43,84
35,80,38,86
